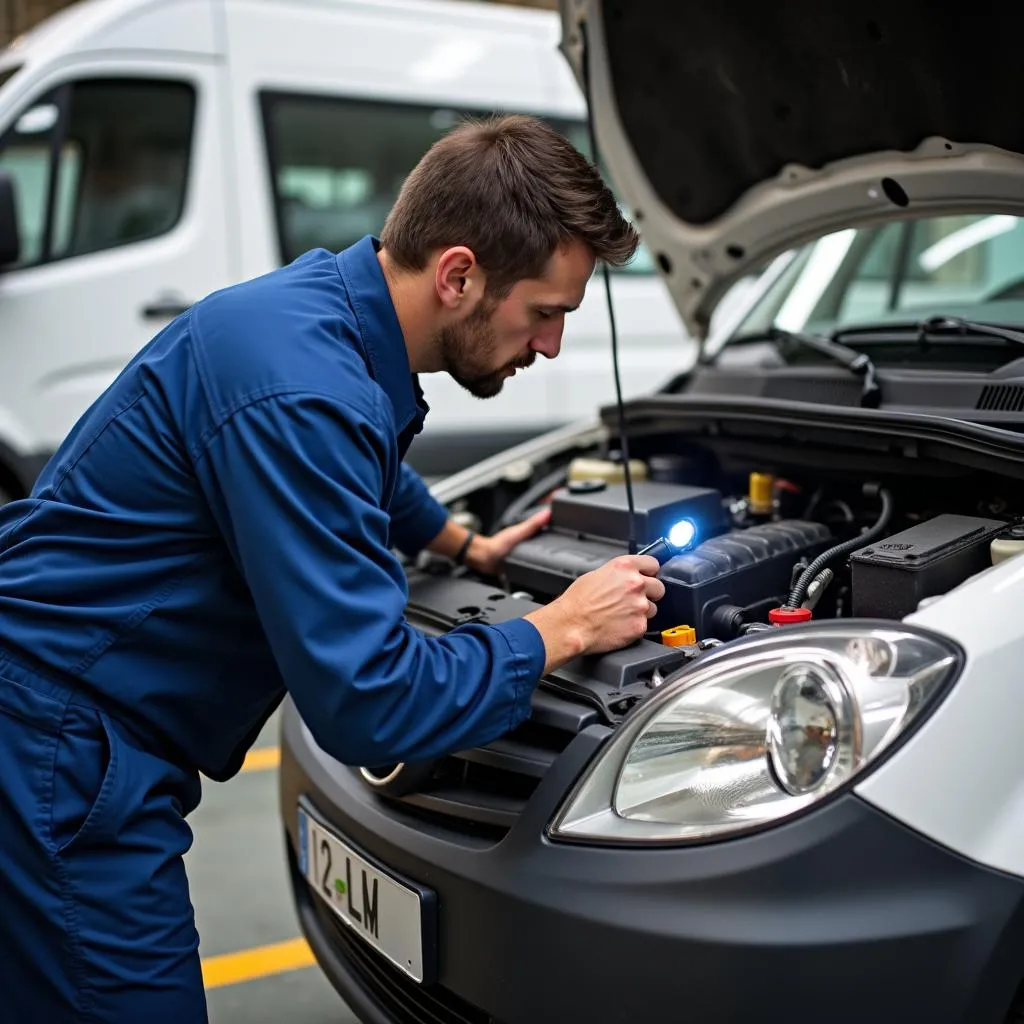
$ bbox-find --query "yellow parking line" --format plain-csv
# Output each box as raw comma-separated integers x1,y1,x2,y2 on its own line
240,745,281,773
201,937,316,989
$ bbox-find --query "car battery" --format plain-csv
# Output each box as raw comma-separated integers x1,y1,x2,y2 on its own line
850,514,1007,619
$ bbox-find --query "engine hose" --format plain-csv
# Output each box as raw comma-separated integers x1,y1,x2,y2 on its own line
497,466,568,530
786,485,894,609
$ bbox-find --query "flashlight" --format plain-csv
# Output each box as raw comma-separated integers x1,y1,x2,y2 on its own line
667,519,697,549
637,519,698,565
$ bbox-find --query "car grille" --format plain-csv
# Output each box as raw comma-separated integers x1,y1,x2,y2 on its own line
381,687,599,840
314,899,497,1024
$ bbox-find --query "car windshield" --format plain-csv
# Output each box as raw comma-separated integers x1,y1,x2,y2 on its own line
729,213,1024,345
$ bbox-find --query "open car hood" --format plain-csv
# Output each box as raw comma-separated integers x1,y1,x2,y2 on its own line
558,0,1024,340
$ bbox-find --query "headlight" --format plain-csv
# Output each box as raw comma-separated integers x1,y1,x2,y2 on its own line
548,625,961,845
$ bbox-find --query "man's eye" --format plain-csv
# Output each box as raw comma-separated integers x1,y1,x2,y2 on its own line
537,309,553,319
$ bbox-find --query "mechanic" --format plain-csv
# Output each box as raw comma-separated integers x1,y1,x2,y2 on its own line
0,114,665,1022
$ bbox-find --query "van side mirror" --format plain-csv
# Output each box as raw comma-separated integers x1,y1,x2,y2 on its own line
0,173,20,268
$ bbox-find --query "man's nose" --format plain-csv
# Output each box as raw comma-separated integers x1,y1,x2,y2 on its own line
530,323,563,360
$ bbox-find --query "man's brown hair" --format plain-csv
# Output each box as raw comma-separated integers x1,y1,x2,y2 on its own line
379,114,640,297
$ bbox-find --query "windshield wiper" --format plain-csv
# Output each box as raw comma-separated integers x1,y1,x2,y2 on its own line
767,327,881,408
833,316,1024,349
735,316,1023,409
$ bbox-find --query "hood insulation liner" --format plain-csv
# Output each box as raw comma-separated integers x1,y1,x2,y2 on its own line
602,0,1024,226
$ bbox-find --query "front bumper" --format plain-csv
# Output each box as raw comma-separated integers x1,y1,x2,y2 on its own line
280,697,1024,1024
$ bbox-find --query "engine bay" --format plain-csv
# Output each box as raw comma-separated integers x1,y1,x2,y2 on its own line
410,423,1024,724
502,478,836,638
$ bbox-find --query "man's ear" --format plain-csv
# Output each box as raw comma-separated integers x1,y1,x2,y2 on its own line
435,246,485,313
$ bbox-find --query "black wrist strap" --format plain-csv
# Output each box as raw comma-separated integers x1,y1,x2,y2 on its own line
454,529,475,565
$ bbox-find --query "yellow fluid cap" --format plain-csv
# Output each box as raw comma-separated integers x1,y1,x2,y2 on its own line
749,472,775,515
662,625,697,647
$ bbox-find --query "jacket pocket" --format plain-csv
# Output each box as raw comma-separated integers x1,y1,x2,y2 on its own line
0,675,62,846
51,705,120,856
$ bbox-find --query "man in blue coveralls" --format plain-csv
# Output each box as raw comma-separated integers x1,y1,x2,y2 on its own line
0,114,665,1020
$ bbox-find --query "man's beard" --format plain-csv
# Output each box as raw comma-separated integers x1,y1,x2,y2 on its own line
438,300,535,398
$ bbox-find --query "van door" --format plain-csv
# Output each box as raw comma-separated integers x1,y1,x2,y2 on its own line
0,64,234,484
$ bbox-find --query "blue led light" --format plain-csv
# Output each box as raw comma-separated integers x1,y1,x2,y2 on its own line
668,518,697,550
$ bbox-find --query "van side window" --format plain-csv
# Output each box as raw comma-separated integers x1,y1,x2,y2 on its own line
0,78,194,268
260,93,653,274
0,93,61,265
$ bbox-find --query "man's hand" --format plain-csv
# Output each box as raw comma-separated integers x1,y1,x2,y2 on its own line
524,555,666,674
463,507,550,576
425,512,665,673
425,508,551,575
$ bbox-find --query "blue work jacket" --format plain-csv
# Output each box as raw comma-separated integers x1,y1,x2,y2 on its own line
0,237,545,781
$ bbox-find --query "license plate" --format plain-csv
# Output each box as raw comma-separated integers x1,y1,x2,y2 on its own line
298,802,433,983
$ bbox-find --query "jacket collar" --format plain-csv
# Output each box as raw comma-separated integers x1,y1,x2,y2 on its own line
337,235,428,437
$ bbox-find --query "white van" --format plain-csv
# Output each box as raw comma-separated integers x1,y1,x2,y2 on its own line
0,0,692,492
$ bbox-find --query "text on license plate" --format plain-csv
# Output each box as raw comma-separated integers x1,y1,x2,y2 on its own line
298,806,426,982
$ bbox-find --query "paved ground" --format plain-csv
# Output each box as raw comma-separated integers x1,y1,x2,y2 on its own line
186,710,358,1023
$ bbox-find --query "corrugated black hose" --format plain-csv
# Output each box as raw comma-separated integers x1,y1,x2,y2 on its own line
786,484,893,609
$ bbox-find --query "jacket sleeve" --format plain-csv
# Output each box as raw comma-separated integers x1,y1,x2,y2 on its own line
194,390,546,767
388,462,449,557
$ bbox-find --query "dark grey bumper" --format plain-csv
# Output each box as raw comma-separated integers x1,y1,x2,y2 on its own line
279,697,1024,1024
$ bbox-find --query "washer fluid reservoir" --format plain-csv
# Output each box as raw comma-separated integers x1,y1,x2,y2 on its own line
991,524,1024,565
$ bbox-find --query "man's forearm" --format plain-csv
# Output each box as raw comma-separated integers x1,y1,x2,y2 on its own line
425,518,469,559
425,518,487,569
523,603,587,675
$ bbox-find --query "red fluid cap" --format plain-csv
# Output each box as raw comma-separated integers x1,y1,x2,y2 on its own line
769,606,813,626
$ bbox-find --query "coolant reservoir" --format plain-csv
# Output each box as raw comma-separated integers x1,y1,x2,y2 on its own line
567,457,648,485
991,524,1024,565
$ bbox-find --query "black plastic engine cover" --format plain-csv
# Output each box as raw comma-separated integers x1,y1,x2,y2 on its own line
404,573,697,723
659,520,833,635
504,520,833,639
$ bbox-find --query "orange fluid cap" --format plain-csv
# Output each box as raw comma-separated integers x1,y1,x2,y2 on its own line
662,625,697,646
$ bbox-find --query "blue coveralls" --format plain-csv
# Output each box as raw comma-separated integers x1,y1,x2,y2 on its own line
0,236,546,1021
